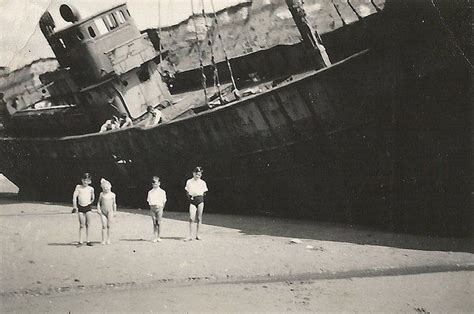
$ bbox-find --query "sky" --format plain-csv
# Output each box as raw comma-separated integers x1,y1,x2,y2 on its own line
0,0,246,70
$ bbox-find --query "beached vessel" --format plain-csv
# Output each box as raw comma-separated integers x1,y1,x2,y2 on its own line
0,0,470,235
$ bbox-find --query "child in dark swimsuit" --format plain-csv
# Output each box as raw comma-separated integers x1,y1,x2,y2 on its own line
72,173,95,245
184,167,208,241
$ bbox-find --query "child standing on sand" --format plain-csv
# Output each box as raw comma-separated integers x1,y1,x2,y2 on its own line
97,178,116,245
147,176,167,242
185,167,208,241
72,173,95,246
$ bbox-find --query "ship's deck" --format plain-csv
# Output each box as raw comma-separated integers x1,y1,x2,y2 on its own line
153,71,315,124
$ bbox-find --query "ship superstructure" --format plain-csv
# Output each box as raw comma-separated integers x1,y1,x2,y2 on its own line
5,3,171,135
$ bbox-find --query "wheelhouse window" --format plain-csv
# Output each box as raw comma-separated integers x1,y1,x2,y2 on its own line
104,14,118,30
94,18,109,35
110,13,120,27
117,11,126,23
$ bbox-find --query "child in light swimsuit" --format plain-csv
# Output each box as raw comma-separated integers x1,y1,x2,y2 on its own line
72,173,95,245
147,176,167,242
97,178,117,245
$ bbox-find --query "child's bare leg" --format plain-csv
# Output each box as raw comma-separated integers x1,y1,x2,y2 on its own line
100,214,107,244
157,209,162,241
195,203,204,240
188,221,193,240
151,213,158,242
157,222,161,241
187,204,197,240
106,215,112,244
85,211,93,244
78,212,85,244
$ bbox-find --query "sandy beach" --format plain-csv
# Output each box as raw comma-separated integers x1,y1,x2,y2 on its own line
0,197,473,312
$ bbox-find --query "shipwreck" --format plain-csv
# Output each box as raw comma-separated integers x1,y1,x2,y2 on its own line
0,0,471,236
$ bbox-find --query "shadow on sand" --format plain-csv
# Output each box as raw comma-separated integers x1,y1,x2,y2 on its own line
119,207,474,254
120,236,185,242
48,241,102,247
48,242,80,247
119,238,148,242
0,193,20,204
0,193,70,207
2,198,471,254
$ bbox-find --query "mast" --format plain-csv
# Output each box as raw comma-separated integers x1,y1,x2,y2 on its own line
158,0,163,64
190,0,208,106
331,0,347,26
210,0,238,92
200,0,223,105
286,0,331,69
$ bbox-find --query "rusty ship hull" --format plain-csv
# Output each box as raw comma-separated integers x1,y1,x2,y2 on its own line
0,0,471,235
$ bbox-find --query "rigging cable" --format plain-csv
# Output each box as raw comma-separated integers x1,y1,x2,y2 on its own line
429,0,473,69
158,0,163,64
210,0,238,92
370,0,382,12
200,0,223,105
190,0,208,106
331,0,347,26
346,0,362,20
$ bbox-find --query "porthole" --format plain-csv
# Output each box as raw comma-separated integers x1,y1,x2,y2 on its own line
88,26,96,38
76,31,84,40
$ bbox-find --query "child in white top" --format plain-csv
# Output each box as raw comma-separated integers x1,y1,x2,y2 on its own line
97,178,116,245
147,176,167,242
184,167,208,241
72,173,95,245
